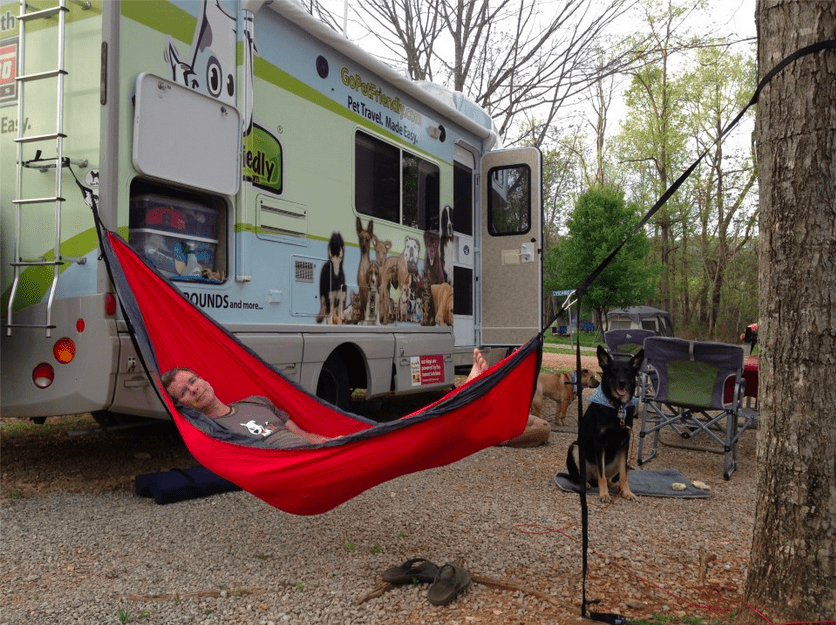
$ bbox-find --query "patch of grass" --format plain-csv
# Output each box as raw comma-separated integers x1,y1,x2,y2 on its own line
0,415,99,440
544,332,602,348
344,542,357,552
4,487,24,499
629,615,727,625
370,543,382,554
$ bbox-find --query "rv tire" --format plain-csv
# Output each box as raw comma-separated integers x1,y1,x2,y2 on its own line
316,354,351,411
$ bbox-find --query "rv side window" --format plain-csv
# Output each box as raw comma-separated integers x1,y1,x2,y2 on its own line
355,130,439,230
487,164,531,236
128,190,227,284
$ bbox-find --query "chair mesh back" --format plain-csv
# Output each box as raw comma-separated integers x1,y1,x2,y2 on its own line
604,329,656,356
644,337,743,409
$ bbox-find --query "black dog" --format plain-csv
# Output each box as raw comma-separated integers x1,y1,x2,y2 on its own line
316,232,346,324
566,345,644,503
439,204,454,285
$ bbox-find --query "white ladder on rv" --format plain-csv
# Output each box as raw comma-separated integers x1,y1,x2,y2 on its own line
6,0,90,337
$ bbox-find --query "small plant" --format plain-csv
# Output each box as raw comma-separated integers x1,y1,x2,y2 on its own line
397,531,407,538
116,607,149,623
371,544,382,554
344,542,357,552
295,582,304,591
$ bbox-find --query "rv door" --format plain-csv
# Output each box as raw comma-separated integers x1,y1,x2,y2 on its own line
480,147,542,346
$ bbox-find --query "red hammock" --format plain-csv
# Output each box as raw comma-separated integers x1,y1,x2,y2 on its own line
101,230,541,515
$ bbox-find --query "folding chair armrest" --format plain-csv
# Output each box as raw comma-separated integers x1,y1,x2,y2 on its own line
736,376,746,406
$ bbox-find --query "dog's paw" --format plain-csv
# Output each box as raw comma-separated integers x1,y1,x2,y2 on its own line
621,489,639,502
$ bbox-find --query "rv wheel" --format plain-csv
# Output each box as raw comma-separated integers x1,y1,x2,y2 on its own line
316,354,351,411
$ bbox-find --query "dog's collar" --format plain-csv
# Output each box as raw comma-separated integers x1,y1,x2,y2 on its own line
590,386,637,427
564,371,577,386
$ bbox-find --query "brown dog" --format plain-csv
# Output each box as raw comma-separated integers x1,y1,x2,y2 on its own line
430,283,453,326
531,368,599,426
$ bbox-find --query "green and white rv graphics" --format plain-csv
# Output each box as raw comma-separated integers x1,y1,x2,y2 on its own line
1,0,542,422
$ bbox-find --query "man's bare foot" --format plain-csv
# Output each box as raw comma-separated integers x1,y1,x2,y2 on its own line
465,348,489,383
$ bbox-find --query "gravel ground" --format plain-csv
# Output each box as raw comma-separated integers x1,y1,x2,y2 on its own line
1,352,759,624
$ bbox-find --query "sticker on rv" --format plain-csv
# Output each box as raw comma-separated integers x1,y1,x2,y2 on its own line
410,355,445,386
0,39,17,106
243,123,282,194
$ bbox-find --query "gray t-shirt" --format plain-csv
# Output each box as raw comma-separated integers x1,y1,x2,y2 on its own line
212,396,308,449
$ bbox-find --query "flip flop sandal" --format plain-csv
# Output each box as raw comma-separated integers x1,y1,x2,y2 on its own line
427,562,471,606
381,558,440,585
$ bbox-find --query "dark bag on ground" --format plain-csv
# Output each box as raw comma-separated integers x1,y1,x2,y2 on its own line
135,466,241,504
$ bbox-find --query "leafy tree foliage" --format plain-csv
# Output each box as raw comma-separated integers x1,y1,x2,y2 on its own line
545,186,658,324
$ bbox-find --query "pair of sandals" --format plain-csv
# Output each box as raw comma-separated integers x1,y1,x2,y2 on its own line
381,557,471,606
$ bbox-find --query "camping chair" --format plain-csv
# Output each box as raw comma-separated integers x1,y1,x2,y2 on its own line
604,329,655,359
636,336,754,480
604,328,656,401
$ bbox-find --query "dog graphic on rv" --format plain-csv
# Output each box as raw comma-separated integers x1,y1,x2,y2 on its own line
165,0,255,131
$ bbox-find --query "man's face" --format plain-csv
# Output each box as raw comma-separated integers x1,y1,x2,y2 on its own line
166,371,217,412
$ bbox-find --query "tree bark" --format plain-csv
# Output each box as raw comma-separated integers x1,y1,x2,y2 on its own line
741,1,836,621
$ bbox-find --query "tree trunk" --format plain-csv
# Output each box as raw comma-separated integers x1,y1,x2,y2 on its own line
740,1,836,622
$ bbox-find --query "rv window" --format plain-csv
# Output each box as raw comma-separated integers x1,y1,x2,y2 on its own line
355,132,399,223
402,153,439,230
487,164,531,236
128,189,227,284
355,131,439,230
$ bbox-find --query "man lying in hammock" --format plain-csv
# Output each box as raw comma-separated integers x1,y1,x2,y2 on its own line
161,348,491,449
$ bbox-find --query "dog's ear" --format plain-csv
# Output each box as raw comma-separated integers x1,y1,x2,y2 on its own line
630,348,645,371
596,345,611,369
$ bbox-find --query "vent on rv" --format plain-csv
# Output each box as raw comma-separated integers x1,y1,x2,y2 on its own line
295,261,315,283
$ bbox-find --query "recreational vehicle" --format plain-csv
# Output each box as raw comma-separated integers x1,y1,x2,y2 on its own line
0,0,542,422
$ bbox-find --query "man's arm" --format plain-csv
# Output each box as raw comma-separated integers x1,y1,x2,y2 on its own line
285,418,333,444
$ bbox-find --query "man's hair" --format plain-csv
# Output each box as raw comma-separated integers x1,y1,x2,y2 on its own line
161,367,198,398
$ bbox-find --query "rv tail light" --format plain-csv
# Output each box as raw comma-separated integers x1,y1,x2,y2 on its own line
105,293,117,316
53,338,76,364
33,363,55,389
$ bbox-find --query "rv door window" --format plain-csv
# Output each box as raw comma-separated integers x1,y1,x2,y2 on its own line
487,164,532,236
453,161,473,236
355,131,439,230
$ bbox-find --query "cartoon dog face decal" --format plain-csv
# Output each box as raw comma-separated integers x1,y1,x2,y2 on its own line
165,0,255,129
